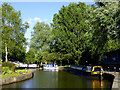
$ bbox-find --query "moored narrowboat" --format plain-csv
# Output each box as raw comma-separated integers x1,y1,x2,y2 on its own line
91,66,104,75
43,64,58,70
70,65,104,79
82,65,104,75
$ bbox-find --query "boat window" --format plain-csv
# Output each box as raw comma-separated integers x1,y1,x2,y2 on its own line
94,67,102,71
86,66,92,71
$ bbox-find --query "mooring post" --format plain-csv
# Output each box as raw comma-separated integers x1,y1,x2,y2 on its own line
100,70,102,88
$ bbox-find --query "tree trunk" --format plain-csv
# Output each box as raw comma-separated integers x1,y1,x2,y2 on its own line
68,60,69,65
5,43,8,62
60,60,62,66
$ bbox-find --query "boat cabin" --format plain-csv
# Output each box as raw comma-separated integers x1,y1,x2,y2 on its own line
91,66,104,75
82,66,104,75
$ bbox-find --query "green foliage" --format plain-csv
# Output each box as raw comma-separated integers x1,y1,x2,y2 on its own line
25,48,35,63
75,60,79,65
1,3,29,62
28,22,51,63
2,67,12,74
28,2,120,65
30,22,51,52
2,62,15,68
1,69,31,78
2,67,9,73
51,2,88,65
2,62,16,72
86,1,120,63
2,1,118,65
50,1,120,65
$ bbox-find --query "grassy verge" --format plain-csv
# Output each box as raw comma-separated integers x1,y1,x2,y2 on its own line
0,69,30,78
15,64,19,67
59,65,71,68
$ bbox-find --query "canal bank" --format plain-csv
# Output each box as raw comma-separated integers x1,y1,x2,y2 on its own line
0,69,34,85
104,71,120,89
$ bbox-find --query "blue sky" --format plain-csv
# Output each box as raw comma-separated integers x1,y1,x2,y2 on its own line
7,2,95,52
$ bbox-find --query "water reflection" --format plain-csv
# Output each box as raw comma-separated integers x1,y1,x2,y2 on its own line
90,79,111,89
43,69,58,72
2,70,112,88
91,80,104,89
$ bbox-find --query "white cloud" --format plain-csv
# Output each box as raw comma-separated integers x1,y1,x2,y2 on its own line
27,17,48,26
34,17,41,21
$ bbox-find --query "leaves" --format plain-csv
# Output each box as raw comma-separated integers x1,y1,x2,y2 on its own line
2,3,29,62
51,2,89,65
27,22,51,63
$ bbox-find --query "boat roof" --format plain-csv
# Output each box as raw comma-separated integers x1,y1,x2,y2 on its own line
93,66,102,68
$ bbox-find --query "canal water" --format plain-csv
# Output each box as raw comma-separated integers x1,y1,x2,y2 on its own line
2,69,112,88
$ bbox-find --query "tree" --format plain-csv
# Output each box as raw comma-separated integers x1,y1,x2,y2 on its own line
0,6,2,61
25,48,35,64
86,1,120,64
30,22,51,63
1,3,29,62
51,2,89,65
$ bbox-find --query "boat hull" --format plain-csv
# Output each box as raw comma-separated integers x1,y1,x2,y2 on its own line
70,67,104,80
43,67,58,70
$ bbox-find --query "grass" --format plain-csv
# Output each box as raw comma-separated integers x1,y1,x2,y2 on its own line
59,65,71,68
0,69,30,78
15,64,19,67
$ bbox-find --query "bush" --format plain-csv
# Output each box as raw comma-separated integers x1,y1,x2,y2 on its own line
2,67,11,74
2,62,16,72
2,62,15,68
11,66,16,72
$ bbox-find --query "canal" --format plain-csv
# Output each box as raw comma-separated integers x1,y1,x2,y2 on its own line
3,69,112,88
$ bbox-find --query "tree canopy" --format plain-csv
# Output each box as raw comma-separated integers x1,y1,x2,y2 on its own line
28,22,51,63
1,3,29,62
1,2,120,66
27,1,120,65
51,2,89,65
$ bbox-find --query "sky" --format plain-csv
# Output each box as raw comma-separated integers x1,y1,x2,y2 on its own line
2,1,95,52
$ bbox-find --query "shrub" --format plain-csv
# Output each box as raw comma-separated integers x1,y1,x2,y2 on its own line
2,62,16,72
2,62,15,68
2,67,14,74
11,66,16,72
2,67,9,74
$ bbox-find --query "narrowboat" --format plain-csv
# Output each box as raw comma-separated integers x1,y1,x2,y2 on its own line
91,66,104,75
71,65,104,80
43,64,58,70
82,65,104,76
